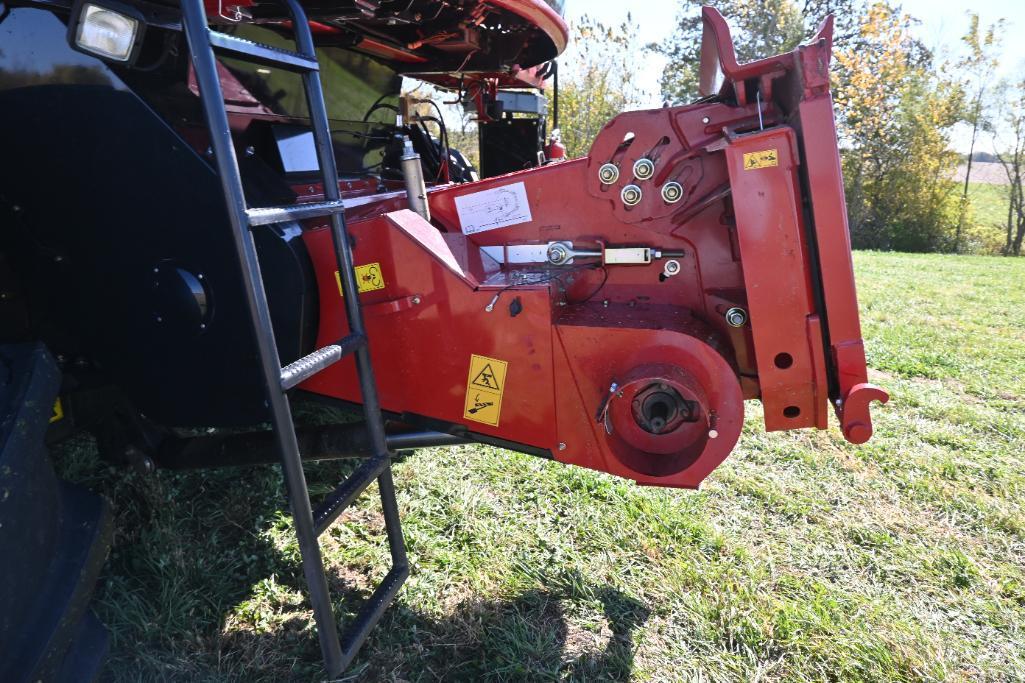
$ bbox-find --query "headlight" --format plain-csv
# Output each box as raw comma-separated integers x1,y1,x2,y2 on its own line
68,0,146,64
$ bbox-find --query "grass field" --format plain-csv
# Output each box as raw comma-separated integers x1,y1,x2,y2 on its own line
965,183,1010,255
55,251,1025,682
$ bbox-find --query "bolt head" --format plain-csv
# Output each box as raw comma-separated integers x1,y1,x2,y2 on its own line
547,243,570,265
621,184,643,207
661,181,684,204
558,442,567,451
663,259,681,277
598,163,620,184
725,307,748,328
633,158,655,180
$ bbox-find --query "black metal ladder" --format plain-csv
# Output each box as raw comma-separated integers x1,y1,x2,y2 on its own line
179,0,407,675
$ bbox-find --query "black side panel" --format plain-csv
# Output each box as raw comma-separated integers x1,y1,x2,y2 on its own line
0,343,111,682
0,8,316,427
479,117,545,178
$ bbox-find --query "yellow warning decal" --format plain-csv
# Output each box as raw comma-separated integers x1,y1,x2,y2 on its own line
743,148,779,170
50,398,64,424
335,262,385,296
463,354,508,427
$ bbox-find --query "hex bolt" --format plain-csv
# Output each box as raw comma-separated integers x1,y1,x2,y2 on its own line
411,295,422,305
663,259,681,277
701,116,710,124
633,158,655,180
558,442,567,451
547,242,571,265
621,184,643,207
661,181,684,204
598,163,620,185
725,307,748,327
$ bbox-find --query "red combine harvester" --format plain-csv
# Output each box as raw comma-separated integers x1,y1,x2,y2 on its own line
0,0,887,678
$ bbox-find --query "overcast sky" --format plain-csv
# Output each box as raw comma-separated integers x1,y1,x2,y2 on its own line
562,0,1025,153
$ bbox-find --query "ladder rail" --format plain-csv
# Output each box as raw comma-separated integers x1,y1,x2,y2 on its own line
180,0,408,675
289,1,409,667
292,8,392,462
179,2,345,671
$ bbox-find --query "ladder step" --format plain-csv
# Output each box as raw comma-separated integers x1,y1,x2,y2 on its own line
280,334,364,391
208,31,319,72
339,564,409,664
246,200,346,227
313,452,391,537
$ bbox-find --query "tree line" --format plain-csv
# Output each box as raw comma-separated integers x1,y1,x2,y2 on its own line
551,2,1024,256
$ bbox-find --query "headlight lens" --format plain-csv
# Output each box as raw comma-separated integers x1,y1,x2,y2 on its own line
74,4,140,62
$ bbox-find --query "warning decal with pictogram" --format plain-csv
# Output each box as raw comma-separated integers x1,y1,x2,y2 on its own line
471,363,502,391
463,354,508,426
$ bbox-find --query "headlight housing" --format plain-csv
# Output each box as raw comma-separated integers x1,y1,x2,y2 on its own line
68,0,146,64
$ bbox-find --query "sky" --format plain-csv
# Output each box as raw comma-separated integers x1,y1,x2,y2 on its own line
561,0,1025,152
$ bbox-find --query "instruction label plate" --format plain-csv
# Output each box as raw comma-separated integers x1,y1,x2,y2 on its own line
454,182,532,235
463,354,509,427
743,148,779,170
335,262,385,296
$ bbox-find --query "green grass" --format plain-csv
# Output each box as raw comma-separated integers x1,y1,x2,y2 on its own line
964,183,1011,254
54,251,1025,682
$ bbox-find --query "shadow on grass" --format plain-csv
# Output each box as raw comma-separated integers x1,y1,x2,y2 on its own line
225,581,650,682
53,435,648,682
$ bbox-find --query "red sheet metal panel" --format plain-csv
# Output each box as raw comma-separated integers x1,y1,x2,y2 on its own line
301,210,558,450
798,96,889,442
724,128,822,431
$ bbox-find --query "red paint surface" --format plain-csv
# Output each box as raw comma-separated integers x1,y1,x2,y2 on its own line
295,7,885,488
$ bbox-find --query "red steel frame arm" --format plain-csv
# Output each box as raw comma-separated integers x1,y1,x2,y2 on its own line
296,7,886,489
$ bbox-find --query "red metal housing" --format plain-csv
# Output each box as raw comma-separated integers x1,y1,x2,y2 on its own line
297,8,887,488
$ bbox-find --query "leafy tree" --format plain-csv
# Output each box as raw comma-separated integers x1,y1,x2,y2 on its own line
548,15,646,158
655,1,963,253
954,13,1004,251
835,3,962,251
993,80,1025,255
653,0,867,104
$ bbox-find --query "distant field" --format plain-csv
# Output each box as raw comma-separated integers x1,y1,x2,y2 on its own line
56,251,1025,681
953,162,1009,186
